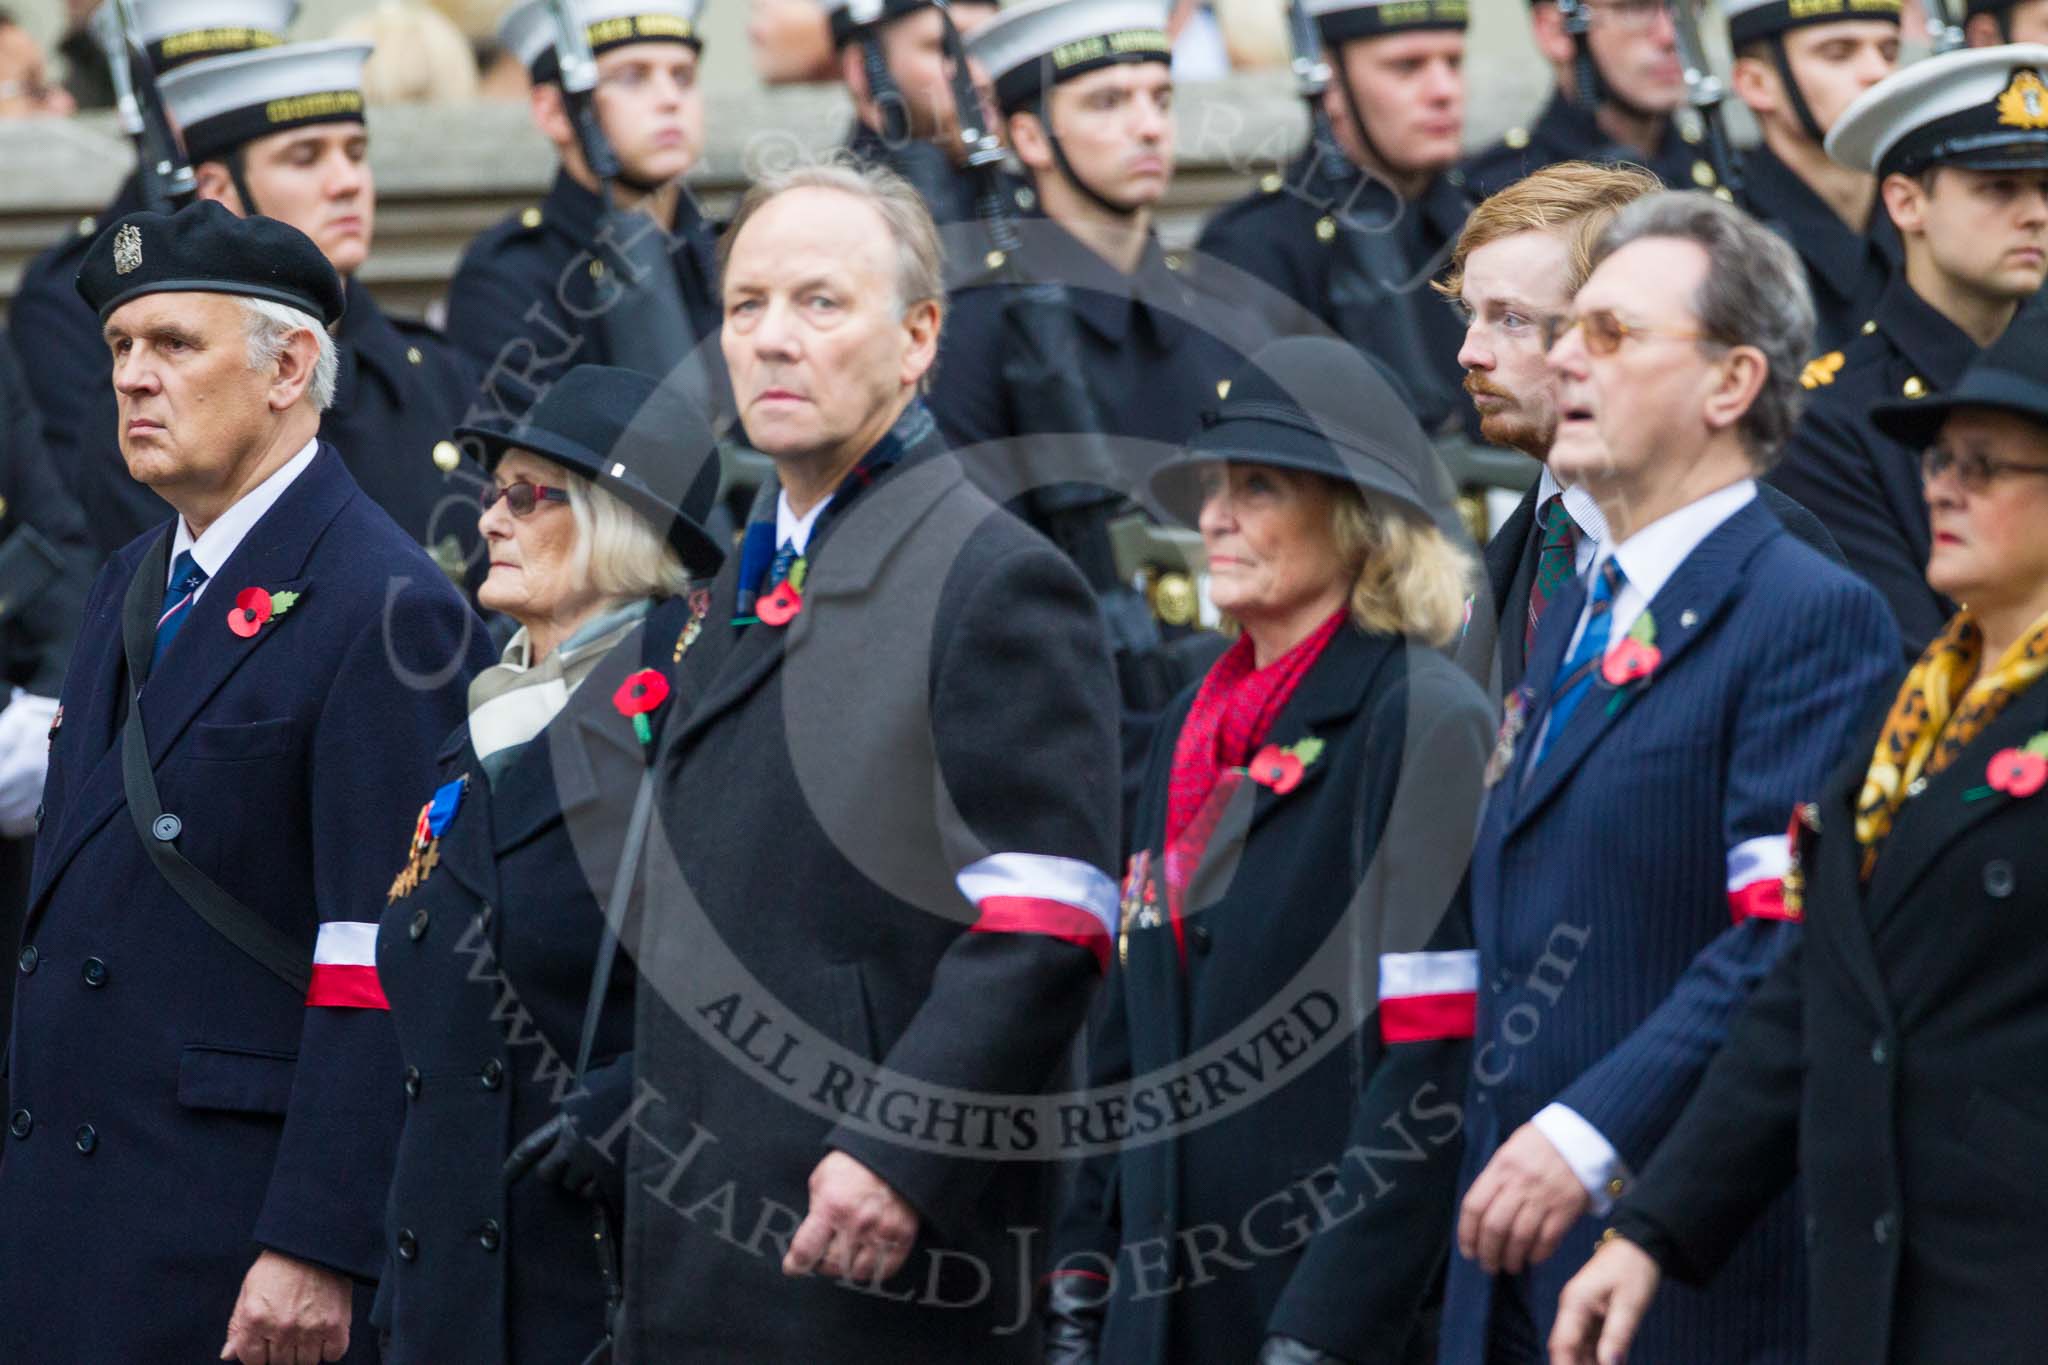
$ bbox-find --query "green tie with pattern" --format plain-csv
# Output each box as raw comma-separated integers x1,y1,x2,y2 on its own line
1526,496,1578,652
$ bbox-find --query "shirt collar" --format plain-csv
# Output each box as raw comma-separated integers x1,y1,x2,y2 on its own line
1598,478,1757,603
775,488,832,555
170,437,320,589
1535,464,1612,551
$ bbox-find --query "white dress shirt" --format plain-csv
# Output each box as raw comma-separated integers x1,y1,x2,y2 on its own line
166,437,320,600
1527,476,1758,1214
775,487,831,557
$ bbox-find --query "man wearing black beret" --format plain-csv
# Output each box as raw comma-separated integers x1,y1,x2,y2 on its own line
0,200,491,1364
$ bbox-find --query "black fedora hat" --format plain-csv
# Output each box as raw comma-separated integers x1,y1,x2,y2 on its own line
1148,336,1452,528
457,365,725,577
1871,303,2048,450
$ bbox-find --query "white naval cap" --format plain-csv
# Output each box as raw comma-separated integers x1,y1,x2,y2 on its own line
966,0,1169,113
90,0,298,72
499,0,704,75
1722,0,1899,46
158,39,369,162
1301,0,1467,47
1826,42,2048,176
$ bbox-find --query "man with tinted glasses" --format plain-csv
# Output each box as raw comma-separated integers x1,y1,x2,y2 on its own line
1770,45,2048,654
1439,191,1898,1365
1461,0,1720,198
1724,0,1902,350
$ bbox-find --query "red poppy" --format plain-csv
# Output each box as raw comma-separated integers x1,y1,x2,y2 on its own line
758,581,803,628
227,587,273,638
1249,745,1306,794
1987,747,2048,799
1602,638,1662,686
613,668,670,718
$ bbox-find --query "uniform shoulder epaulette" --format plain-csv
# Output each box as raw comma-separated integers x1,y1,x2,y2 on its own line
1800,350,1846,390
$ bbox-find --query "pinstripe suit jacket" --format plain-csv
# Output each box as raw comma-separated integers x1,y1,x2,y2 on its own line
1438,495,1899,1363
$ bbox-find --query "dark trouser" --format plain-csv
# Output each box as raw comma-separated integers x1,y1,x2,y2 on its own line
1487,1274,1543,1365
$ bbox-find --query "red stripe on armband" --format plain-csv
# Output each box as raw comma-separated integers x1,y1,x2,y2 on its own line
306,963,389,1009
972,897,1112,973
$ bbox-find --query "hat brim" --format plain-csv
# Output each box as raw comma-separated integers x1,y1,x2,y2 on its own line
92,276,344,326
456,420,725,577
1146,420,1435,529
1871,371,2048,448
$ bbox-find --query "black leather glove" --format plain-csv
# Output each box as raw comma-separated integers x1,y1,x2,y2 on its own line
503,1061,632,1214
1042,1273,1107,1365
1257,1335,1359,1365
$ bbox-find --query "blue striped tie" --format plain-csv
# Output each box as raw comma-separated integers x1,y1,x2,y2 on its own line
1535,556,1626,767
768,539,798,587
153,551,208,670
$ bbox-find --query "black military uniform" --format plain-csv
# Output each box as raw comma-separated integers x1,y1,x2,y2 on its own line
829,0,997,226
1609,324,2048,1355
444,168,722,420
1739,144,1900,352
1462,90,1719,198
7,0,293,515
1769,45,2048,655
1198,0,1476,438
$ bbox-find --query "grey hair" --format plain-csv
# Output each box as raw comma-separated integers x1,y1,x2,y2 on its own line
563,469,691,602
717,159,946,388
1588,191,1816,467
238,297,339,412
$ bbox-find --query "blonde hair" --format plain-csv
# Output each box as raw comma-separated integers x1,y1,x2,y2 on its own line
333,1,480,104
1332,487,1474,647
1435,160,1663,302
563,471,691,601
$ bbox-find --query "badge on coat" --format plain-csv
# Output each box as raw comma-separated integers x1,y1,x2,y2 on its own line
1485,686,1533,788
387,774,467,903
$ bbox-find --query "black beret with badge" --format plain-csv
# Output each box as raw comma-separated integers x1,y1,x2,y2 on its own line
500,0,704,82
966,0,1171,116
1826,42,2048,178
75,198,346,325
156,39,370,165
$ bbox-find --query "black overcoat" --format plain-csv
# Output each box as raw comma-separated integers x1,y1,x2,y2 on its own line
1613,674,2048,1364
1054,625,1493,1365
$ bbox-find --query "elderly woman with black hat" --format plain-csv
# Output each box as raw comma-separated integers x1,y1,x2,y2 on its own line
1045,336,1493,1365
372,364,723,1365
1554,304,2048,1365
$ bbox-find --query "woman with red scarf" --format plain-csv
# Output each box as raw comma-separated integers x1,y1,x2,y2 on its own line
1042,336,1495,1365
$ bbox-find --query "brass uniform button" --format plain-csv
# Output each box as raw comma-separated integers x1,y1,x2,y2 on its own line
1164,253,1183,272
1216,379,1231,400
1903,376,1927,399
1151,573,1198,628
1692,161,1717,189
1315,217,1337,242
0,495,9,519
405,346,423,366
519,206,543,229
1681,122,1702,145
984,249,1006,270
1599,1226,1620,1245
588,259,606,279
1260,172,1283,193
77,215,97,237
1504,126,1529,150
432,440,461,473
1860,319,1877,335
1016,186,1037,210
1606,1176,1626,1197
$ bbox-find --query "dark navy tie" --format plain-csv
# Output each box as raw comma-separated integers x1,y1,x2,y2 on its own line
768,538,798,587
153,550,208,670
1535,556,1626,766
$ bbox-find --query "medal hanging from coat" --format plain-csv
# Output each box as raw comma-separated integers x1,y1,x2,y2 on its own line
387,775,468,903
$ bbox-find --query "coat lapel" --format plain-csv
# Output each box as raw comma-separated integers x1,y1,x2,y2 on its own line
1807,706,1895,1022
1508,498,1776,835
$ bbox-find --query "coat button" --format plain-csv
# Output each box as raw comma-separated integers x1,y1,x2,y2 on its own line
397,1229,418,1261
403,1066,421,1099
1492,968,1512,994
74,1124,97,1154
478,1219,501,1252
82,957,108,988
18,945,37,974
151,813,181,842
409,907,430,941
1874,1212,1896,1244
8,1109,30,1138
1870,1038,1889,1064
1984,861,2015,899
1191,925,1212,954
480,1059,504,1091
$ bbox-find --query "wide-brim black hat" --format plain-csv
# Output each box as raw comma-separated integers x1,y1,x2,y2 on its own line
1148,336,1452,528
1871,302,2048,448
457,364,725,577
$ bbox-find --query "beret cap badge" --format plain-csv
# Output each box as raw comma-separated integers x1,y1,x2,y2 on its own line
113,224,143,276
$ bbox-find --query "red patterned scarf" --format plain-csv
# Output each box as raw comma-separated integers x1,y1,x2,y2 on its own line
1161,610,1345,947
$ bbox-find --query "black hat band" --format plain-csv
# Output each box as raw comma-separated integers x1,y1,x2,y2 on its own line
1728,0,1899,45
992,27,1172,112
1878,71,2048,177
530,13,701,79
182,88,365,163
1316,0,1469,48
149,27,282,71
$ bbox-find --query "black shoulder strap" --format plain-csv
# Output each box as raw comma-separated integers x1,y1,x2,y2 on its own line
118,535,314,994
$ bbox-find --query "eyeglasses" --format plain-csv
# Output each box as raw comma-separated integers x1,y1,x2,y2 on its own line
480,481,571,516
1542,309,1716,356
1919,444,2048,493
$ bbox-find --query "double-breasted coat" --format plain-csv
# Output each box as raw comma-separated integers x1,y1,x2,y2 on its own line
622,414,1124,1362
0,446,488,1361
374,597,690,1365
1612,673,2048,1363
1440,496,1900,1364
1054,626,1493,1365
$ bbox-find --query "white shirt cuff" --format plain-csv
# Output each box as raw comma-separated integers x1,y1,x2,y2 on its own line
1532,1102,1632,1216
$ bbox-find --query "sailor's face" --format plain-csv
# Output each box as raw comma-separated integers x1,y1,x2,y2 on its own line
594,40,703,185
233,123,375,278
1775,21,1898,135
